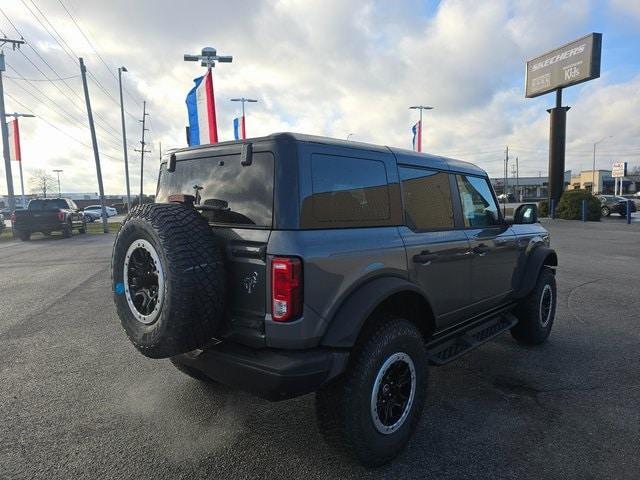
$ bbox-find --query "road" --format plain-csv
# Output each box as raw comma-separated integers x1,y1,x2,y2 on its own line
1,222,639,479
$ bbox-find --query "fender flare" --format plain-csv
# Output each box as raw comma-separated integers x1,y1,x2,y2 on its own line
513,246,558,299
321,276,429,348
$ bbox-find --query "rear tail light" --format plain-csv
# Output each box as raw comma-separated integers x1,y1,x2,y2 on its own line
58,210,65,221
271,257,302,322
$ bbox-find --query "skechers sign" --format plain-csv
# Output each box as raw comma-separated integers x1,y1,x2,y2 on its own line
525,33,602,98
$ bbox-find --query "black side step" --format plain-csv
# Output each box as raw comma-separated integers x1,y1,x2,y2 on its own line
426,313,518,366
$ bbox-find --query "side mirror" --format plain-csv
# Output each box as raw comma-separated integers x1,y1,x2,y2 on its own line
513,203,538,224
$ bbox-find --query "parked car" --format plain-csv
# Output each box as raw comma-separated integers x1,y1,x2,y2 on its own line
11,198,86,241
597,195,637,217
83,205,118,217
111,133,558,467
0,212,5,234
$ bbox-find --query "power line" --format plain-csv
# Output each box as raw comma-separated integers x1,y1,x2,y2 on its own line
4,91,123,162
2,6,128,143
57,0,143,109
3,74,80,81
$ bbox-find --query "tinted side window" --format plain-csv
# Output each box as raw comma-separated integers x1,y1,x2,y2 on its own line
400,167,454,230
456,175,500,227
304,154,390,226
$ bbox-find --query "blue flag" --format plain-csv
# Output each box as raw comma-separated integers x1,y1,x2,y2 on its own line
233,117,240,140
185,75,204,146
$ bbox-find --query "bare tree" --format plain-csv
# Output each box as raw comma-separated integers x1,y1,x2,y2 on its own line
30,169,55,198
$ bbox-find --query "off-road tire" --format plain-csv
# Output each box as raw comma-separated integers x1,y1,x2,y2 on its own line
111,203,226,359
78,222,86,234
169,357,214,382
511,267,556,345
315,316,428,467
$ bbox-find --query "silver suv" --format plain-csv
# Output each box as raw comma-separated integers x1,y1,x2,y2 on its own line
111,133,558,466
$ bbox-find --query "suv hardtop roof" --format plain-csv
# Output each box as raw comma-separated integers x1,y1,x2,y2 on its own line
168,132,485,176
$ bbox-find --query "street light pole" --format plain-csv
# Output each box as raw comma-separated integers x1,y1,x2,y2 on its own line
409,105,434,152
53,169,63,198
118,66,131,212
230,97,257,140
592,136,612,194
184,47,233,144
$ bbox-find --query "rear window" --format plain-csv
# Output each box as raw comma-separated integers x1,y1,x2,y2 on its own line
156,152,274,227
28,199,68,210
301,154,391,227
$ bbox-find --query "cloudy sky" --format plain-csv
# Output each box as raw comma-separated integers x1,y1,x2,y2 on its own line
1,0,639,196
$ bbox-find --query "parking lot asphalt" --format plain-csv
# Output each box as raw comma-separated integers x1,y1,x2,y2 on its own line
1,222,639,480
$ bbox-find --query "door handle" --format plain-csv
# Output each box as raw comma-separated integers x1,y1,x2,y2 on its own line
413,251,438,264
472,244,490,256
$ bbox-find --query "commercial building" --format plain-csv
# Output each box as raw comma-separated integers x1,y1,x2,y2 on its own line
491,171,572,201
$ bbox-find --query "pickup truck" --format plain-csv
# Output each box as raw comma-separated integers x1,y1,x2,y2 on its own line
12,198,87,241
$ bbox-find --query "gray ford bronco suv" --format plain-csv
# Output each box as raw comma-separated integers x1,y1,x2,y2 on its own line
112,133,557,466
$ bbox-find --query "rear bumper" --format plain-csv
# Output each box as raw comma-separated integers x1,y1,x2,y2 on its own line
173,342,349,401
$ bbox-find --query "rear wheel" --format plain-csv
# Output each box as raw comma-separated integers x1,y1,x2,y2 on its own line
62,222,73,238
18,231,30,241
512,267,556,345
316,316,428,467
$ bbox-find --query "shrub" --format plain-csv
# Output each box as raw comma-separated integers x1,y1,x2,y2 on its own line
555,190,601,221
538,200,549,217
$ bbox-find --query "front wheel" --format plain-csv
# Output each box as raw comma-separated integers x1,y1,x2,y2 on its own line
601,206,610,217
316,316,428,467
511,267,556,345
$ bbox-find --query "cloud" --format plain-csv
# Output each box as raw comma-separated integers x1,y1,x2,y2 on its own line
0,0,638,197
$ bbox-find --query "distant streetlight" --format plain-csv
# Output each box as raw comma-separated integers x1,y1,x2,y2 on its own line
230,97,258,140
409,105,434,152
53,169,63,198
592,135,613,194
184,47,233,144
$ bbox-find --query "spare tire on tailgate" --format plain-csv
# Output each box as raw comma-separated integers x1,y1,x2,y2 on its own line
111,203,226,358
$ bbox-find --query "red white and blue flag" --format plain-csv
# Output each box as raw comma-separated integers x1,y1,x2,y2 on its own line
412,120,422,153
233,116,246,141
186,70,218,146
7,119,21,161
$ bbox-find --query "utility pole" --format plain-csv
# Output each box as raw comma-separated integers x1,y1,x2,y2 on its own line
118,66,131,212
409,105,434,152
53,169,63,198
516,156,520,201
0,37,25,211
504,146,509,215
230,97,258,140
592,136,612,194
134,101,150,205
3,112,34,208
79,57,109,233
